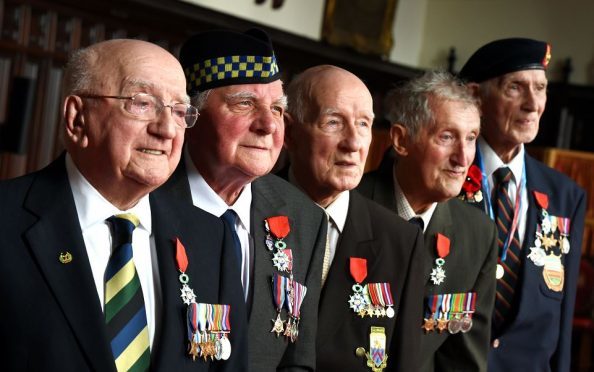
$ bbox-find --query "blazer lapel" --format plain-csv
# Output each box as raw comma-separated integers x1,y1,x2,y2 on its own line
23,159,115,372
318,192,376,340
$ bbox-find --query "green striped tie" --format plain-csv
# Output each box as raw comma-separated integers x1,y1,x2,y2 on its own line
105,213,150,371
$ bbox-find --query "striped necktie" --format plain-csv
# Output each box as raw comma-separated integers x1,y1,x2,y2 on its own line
105,213,150,371
492,167,523,332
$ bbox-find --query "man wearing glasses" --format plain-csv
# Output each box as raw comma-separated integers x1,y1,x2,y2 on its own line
0,39,246,371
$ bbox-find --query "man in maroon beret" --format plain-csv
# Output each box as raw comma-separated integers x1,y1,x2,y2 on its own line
459,38,586,372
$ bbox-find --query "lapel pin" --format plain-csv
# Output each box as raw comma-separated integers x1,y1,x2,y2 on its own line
59,252,72,264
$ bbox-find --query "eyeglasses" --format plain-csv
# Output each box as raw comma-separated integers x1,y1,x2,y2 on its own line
79,93,199,128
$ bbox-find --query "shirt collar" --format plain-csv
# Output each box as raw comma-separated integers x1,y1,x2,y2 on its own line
324,191,350,233
65,153,152,233
478,136,525,184
184,148,252,229
393,168,436,232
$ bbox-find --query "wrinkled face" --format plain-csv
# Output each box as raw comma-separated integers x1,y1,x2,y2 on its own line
287,72,373,202
480,69,547,150
406,99,480,202
71,43,188,195
187,80,285,182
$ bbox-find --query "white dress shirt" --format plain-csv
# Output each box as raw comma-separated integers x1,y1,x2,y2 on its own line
324,190,350,266
477,137,528,246
185,152,252,299
66,154,160,349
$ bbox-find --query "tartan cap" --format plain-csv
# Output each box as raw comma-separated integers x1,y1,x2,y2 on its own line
459,38,551,83
180,28,281,95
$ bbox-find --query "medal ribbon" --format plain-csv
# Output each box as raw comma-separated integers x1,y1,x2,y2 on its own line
425,294,442,319
221,304,231,332
349,257,368,283
533,190,549,209
381,283,394,306
465,292,476,314
266,216,291,239
197,303,207,332
368,283,381,306
206,303,214,332
272,273,287,311
441,293,451,320
558,216,570,235
436,233,451,258
187,302,198,340
451,293,462,316
211,304,222,332
175,237,189,273
289,280,307,319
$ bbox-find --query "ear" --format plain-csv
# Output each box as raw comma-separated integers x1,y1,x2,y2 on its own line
390,123,409,156
283,112,295,151
467,82,480,98
63,95,88,148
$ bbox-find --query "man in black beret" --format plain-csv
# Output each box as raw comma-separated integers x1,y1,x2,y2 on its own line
162,28,326,372
459,38,586,372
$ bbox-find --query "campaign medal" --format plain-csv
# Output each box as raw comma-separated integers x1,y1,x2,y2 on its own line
430,234,450,285
447,293,462,334
265,216,293,273
436,294,450,333
355,327,388,372
460,292,476,333
286,280,307,342
271,273,287,337
368,283,396,318
422,294,441,334
349,257,370,314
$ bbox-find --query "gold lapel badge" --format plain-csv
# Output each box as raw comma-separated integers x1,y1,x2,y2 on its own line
59,252,73,264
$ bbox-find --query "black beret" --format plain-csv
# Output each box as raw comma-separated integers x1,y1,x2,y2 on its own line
179,28,281,95
459,38,551,83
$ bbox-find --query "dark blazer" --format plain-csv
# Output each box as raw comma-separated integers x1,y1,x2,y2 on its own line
315,190,425,372
163,161,327,372
0,155,247,372
465,152,586,372
359,159,498,372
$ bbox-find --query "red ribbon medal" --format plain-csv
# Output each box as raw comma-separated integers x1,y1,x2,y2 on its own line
436,234,451,258
533,190,549,210
349,257,368,283
267,216,291,238
175,237,189,273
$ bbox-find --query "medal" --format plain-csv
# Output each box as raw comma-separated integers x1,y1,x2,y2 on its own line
271,273,288,336
422,294,441,334
355,327,388,372
349,257,370,313
460,292,476,333
286,280,307,342
436,294,450,333
542,254,564,292
496,264,504,279
367,282,396,318
430,234,450,285
265,216,293,273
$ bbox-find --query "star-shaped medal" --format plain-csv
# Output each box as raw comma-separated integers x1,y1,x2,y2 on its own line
430,266,446,285
436,318,448,333
271,313,285,337
189,341,200,361
422,318,436,333
180,284,197,305
349,293,369,313
272,250,291,272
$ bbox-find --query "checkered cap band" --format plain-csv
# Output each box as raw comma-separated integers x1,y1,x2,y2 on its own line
186,54,280,91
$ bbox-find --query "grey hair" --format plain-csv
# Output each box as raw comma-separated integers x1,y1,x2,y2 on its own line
385,70,478,140
62,46,99,98
285,71,308,123
190,89,212,111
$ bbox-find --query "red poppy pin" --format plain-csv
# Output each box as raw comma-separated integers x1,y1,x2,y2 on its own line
459,165,483,203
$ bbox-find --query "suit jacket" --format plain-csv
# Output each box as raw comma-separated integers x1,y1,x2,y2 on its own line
359,159,498,372
315,190,425,372
163,161,327,372
463,151,586,372
0,155,247,372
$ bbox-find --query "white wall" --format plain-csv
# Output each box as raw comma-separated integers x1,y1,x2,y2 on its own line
181,0,325,40
390,0,428,68
419,0,594,85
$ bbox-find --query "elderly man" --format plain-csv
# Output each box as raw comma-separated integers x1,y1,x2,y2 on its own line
163,29,326,371
359,71,498,372
459,38,587,372
0,39,246,371
281,65,425,372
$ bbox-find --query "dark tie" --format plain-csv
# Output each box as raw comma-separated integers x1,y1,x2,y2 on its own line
408,216,425,231
492,167,523,331
105,214,150,372
221,210,246,294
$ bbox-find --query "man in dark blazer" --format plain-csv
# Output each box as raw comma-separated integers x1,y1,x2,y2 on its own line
0,39,246,371
458,38,587,372
163,29,327,371
281,65,425,372
358,71,498,372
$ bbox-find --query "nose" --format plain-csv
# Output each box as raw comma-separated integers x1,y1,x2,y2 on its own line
451,140,473,168
150,107,178,139
338,123,363,153
521,88,539,112
252,107,279,135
